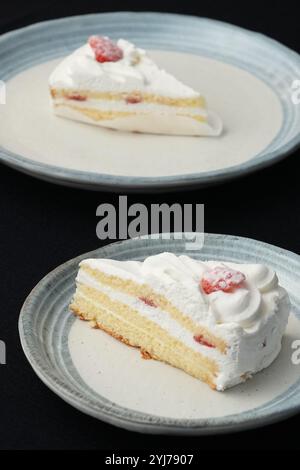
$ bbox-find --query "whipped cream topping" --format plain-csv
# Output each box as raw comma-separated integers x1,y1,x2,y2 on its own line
49,39,200,99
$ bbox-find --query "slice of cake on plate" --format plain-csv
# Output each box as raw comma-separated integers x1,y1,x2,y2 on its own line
69,252,290,391
49,36,222,136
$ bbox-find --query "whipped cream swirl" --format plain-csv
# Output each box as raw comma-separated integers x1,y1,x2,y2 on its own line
205,262,281,329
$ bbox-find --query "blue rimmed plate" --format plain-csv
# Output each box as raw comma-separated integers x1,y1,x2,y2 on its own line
0,12,300,191
19,233,300,434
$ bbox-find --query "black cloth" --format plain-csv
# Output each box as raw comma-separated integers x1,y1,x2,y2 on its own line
0,0,299,450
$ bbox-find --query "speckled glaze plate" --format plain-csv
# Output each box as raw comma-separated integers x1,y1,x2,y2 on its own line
0,12,300,192
19,233,300,435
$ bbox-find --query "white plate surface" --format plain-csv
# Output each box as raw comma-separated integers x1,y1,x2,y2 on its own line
0,52,282,176
69,315,300,420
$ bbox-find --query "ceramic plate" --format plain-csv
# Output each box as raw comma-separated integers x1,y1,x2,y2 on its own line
0,12,300,191
19,233,300,435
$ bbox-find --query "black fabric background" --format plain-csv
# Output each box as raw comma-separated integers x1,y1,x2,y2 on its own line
0,0,299,450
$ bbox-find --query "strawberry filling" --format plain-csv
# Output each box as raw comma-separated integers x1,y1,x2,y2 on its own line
139,297,157,308
88,36,123,63
126,95,142,104
194,334,215,348
201,266,246,294
67,94,87,101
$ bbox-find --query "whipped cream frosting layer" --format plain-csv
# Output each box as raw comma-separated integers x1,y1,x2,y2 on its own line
76,252,290,390
49,39,201,99
53,98,208,116
53,105,222,136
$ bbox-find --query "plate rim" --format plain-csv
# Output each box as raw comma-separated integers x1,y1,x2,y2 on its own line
18,232,300,435
1,11,300,191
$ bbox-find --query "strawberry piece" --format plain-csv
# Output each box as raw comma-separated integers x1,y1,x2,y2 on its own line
126,95,142,104
201,266,246,294
194,335,215,348
139,297,157,308
88,36,123,63
67,94,87,101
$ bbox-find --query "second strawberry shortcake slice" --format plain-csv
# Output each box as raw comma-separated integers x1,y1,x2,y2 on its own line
49,36,222,136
